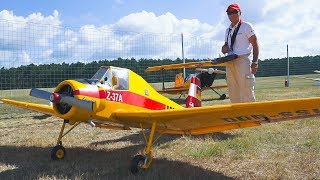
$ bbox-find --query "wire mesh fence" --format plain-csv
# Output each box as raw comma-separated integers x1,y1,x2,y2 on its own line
0,19,319,98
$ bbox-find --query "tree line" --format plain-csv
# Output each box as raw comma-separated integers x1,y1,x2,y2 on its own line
0,55,320,90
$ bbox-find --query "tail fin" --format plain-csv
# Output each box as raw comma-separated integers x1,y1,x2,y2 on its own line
186,76,201,108
174,73,184,88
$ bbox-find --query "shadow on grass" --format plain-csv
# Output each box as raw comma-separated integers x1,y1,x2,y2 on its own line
170,96,229,105
196,132,237,141
32,114,52,120
90,132,182,147
0,145,234,179
90,131,236,147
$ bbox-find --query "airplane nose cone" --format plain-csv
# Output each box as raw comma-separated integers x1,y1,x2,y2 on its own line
50,93,61,103
208,68,215,74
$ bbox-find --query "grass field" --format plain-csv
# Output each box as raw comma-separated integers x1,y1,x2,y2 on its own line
0,76,320,179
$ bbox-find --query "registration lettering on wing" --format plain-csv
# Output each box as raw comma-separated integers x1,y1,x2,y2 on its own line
222,108,320,123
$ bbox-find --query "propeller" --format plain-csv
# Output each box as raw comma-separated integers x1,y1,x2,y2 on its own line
195,68,226,74
30,88,94,112
30,88,52,100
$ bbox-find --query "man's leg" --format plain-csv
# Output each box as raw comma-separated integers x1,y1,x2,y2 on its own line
236,57,256,102
226,61,241,103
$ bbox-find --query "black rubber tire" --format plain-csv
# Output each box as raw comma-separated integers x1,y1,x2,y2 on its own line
51,145,66,160
130,155,145,175
220,94,226,100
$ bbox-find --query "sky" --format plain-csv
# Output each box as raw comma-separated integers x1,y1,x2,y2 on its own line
0,0,320,67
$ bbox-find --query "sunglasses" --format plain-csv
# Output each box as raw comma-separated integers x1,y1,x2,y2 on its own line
227,10,238,15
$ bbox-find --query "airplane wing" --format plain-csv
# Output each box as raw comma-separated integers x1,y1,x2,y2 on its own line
1,99,56,115
4,97,320,136
157,85,227,94
146,61,225,72
145,54,239,72
110,97,320,135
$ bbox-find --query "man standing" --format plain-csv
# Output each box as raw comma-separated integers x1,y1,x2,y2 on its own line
221,3,259,103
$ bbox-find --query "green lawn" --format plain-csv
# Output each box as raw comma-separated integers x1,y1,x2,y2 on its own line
0,75,319,179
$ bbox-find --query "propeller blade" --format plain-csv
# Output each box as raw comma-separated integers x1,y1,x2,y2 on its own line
195,68,226,74
30,88,52,100
30,88,94,112
59,95,94,112
212,69,226,74
195,68,208,72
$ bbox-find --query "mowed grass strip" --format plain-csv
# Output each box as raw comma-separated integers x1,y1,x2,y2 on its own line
0,75,319,179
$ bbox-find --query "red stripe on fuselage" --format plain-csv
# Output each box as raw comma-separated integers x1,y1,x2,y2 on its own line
74,89,107,98
74,89,166,110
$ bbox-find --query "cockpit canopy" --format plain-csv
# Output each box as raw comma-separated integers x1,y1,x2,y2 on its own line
91,66,129,90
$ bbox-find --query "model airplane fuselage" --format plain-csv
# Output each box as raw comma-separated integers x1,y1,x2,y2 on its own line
146,61,228,99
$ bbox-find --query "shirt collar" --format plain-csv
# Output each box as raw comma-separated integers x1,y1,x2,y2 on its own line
229,20,243,29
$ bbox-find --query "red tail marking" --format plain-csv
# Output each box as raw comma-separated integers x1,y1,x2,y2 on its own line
186,76,201,108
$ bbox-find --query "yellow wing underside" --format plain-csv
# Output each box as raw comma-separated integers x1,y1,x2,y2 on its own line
145,61,225,72
2,99,56,115
114,97,320,135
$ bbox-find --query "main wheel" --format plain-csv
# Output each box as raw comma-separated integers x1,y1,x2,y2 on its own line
219,94,226,100
51,145,66,160
130,155,146,175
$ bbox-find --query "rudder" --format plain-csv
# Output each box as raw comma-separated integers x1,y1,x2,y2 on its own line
186,76,201,108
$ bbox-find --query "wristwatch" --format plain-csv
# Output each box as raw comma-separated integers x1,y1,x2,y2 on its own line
252,61,258,65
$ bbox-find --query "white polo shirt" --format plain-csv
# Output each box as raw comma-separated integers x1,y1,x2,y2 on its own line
224,21,255,55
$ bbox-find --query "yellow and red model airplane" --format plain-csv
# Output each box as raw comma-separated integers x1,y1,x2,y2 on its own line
145,61,228,100
2,64,320,174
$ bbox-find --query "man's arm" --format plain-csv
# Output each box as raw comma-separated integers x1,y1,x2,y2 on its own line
249,34,259,74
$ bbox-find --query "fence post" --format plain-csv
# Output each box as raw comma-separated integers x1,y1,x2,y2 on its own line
286,44,290,87
181,33,185,79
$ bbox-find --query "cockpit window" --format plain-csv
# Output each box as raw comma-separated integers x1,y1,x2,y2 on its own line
92,67,110,80
111,67,129,90
91,67,112,88
91,66,129,90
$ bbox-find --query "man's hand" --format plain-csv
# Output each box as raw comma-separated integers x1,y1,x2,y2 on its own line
221,43,230,54
251,63,258,74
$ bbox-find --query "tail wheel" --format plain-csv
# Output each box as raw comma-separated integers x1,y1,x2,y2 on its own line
220,94,226,100
130,155,146,174
51,145,66,160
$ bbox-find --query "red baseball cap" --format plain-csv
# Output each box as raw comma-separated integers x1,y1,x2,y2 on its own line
226,3,241,12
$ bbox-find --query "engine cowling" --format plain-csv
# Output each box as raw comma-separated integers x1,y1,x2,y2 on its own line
52,79,102,124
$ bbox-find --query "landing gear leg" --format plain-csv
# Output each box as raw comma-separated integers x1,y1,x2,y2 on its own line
51,120,68,160
130,121,157,174
51,120,80,160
